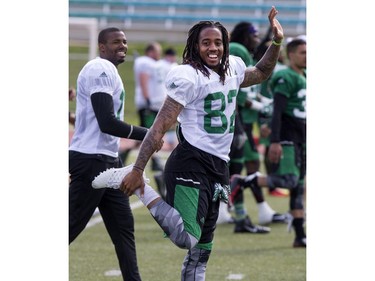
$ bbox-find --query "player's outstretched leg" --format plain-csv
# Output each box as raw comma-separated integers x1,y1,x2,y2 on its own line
92,164,198,249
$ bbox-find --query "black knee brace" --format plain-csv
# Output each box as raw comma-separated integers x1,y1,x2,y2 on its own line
267,174,299,189
290,183,304,210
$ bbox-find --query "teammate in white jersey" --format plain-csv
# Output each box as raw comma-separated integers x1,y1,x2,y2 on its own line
134,42,164,115
122,42,164,171
95,7,284,281
69,27,162,281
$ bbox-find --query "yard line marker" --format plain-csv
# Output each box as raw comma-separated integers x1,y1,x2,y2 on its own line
85,200,144,228
226,273,245,280
104,269,122,276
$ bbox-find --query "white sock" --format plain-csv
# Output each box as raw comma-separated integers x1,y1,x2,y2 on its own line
134,183,161,207
257,201,276,225
257,201,275,215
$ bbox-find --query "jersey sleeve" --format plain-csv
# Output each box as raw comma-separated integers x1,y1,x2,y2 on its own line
270,70,293,98
86,59,118,97
164,65,195,107
229,55,247,85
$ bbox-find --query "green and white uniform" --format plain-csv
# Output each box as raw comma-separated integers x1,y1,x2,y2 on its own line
270,67,306,144
158,55,246,250
147,55,247,281
166,55,246,163
269,67,306,195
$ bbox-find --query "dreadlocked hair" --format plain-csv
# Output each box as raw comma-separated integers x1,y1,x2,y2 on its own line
230,22,254,45
182,21,230,85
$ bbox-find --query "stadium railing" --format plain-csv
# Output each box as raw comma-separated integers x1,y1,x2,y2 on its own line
69,0,305,27
69,0,306,53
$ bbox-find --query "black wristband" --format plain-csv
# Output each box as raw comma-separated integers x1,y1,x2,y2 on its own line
128,126,149,141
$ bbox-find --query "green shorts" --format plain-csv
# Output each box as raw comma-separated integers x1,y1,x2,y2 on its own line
272,142,305,179
243,138,259,162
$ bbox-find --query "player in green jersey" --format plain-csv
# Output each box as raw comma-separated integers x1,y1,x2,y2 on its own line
231,38,307,247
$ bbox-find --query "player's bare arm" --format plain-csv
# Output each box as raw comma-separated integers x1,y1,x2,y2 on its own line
120,96,183,196
241,6,284,88
136,96,183,169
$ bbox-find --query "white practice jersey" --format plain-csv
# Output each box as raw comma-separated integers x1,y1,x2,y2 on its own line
134,56,165,111
69,57,125,158
155,58,178,106
165,55,246,162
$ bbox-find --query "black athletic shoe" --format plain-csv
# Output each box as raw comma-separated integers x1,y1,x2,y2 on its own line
272,213,288,223
234,216,270,234
293,237,306,248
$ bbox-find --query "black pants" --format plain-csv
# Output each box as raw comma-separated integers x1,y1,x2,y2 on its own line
69,151,141,281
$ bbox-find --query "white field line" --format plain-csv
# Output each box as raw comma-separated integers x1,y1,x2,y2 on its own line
85,200,144,228
226,273,246,280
